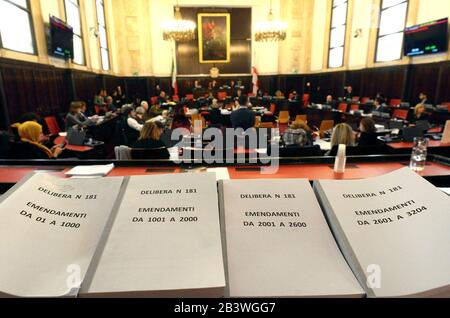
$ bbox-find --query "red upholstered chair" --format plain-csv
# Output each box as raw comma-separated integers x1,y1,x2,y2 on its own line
278,111,290,125
360,97,370,104
266,103,277,116
217,92,227,100
248,93,256,97
392,109,409,120
302,94,310,106
172,95,180,102
390,99,402,107
350,104,360,112
151,96,158,105
185,94,194,101
44,116,61,135
352,96,360,102
94,105,101,115
338,103,348,113
442,102,450,111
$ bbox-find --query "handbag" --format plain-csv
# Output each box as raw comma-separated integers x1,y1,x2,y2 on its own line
67,127,86,146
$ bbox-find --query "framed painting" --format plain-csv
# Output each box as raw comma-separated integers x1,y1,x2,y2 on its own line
198,13,231,64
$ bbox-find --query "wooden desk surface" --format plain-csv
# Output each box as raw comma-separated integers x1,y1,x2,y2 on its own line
0,162,448,185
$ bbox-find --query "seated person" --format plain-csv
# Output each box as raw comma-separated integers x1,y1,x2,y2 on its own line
274,90,285,100
357,118,380,146
231,95,256,130
135,107,146,125
209,100,222,127
256,89,265,98
93,90,104,106
372,98,389,113
15,121,64,159
418,92,428,105
289,91,301,101
172,105,191,131
149,110,169,126
141,101,150,120
412,104,430,122
325,95,337,109
327,123,355,156
157,91,168,104
65,102,92,129
375,92,386,105
282,122,312,148
148,103,163,119
11,112,42,142
344,86,354,101
131,121,170,159
105,96,117,112
119,106,141,145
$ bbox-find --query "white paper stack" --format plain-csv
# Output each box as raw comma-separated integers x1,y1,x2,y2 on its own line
219,179,364,298
81,173,225,297
65,164,115,178
314,168,450,297
0,173,124,297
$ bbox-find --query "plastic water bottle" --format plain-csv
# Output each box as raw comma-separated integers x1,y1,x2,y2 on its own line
409,138,428,172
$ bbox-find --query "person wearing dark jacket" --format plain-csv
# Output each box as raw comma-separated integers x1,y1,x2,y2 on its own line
230,95,256,130
131,121,170,159
14,121,64,159
65,102,92,129
209,99,222,127
358,118,380,146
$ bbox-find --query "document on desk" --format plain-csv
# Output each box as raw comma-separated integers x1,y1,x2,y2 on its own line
81,173,225,297
65,164,115,177
314,168,450,297
0,173,124,297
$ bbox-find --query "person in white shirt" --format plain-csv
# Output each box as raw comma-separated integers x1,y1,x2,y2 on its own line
127,107,144,132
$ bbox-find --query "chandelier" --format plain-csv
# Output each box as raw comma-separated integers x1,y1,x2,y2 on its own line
255,1,288,42
162,5,196,42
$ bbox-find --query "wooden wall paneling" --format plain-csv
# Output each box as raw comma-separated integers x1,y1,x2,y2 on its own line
345,69,362,97
72,70,98,104
0,70,9,129
436,62,450,104
124,77,153,103
359,66,407,101
406,63,441,104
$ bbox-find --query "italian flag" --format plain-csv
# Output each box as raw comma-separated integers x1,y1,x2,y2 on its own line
252,66,259,95
171,53,178,96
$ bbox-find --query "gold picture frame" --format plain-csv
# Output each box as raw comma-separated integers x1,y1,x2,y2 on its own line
198,13,231,64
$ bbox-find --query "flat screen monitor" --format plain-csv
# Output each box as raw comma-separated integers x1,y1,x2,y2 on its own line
404,18,448,57
48,15,74,60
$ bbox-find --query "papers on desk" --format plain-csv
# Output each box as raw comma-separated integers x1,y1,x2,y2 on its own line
439,188,450,196
314,139,332,151
375,124,385,132
168,147,179,161
58,132,67,137
65,164,115,178
221,109,231,115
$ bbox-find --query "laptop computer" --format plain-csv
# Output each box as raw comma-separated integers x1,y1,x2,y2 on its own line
402,126,425,143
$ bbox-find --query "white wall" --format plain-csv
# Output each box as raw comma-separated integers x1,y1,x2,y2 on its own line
310,0,328,71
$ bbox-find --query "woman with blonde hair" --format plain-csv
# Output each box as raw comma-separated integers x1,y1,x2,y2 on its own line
15,121,64,159
131,121,169,155
413,104,430,122
283,121,313,147
330,123,355,149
